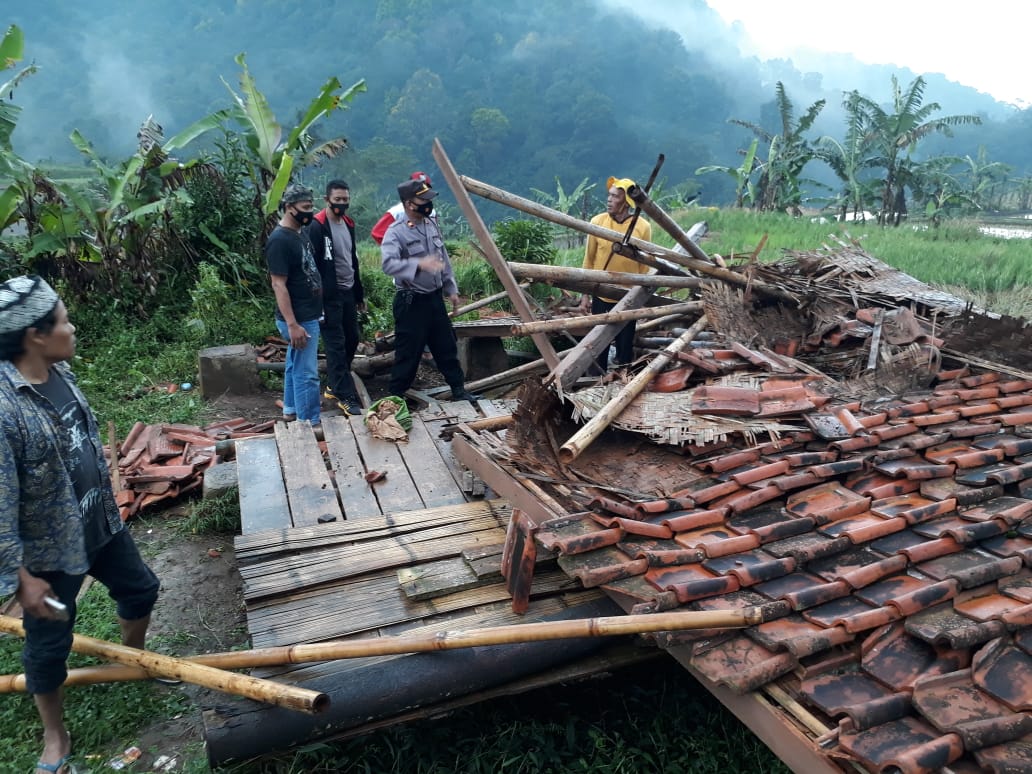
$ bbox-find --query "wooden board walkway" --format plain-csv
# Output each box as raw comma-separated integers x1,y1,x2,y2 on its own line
235,400,493,533
207,402,657,763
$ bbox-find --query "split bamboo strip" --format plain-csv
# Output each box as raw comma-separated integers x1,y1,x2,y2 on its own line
513,302,703,335
0,605,763,691
0,614,329,713
451,284,528,318
559,314,709,463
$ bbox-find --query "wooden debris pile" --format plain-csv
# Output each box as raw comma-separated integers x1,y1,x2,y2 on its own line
424,139,1030,471
109,417,275,521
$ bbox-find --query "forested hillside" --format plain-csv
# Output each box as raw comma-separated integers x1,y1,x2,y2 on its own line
7,0,1032,207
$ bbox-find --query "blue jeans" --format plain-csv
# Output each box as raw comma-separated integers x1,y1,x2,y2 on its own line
275,317,322,425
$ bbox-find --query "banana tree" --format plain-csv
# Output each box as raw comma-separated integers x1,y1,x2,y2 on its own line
0,24,42,232
164,53,366,219
696,138,759,208
845,76,981,226
729,82,825,214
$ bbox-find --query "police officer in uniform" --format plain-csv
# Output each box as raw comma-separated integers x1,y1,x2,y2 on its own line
380,178,478,402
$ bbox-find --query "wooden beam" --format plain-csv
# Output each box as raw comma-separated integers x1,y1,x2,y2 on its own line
451,434,562,526
513,301,703,335
432,139,561,370
547,285,654,391
508,262,706,289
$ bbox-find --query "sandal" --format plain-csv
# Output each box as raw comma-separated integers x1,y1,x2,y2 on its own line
34,754,78,774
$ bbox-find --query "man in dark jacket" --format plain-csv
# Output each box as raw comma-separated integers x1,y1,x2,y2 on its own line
307,179,365,415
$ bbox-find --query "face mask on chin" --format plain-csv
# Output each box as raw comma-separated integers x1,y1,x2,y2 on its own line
291,208,314,227
330,202,349,218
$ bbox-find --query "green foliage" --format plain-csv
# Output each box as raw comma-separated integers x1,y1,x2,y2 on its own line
164,53,366,217
186,262,267,345
357,245,396,337
492,218,557,265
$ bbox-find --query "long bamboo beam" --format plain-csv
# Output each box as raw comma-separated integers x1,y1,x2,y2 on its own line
559,315,710,463
508,262,706,290
433,140,561,370
0,604,763,691
0,614,328,712
512,301,703,335
461,175,796,304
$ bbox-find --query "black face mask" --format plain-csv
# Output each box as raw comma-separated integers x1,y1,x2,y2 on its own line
330,202,349,218
291,208,314,226
414,200,434,217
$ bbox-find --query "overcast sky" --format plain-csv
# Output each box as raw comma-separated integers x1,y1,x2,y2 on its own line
704,0,1029,107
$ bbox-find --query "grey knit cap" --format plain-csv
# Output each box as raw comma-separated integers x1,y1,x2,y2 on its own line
0,275,59,334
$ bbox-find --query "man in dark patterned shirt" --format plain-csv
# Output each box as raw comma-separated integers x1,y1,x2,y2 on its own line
0,276,160,774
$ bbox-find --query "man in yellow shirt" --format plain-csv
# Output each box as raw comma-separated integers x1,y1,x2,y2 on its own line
579,176,652,372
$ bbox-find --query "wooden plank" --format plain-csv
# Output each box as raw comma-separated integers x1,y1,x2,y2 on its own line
253,589,606,680
397,557,480,601
236,437,290,534
321,415,382,520
274,420,343,527
239,515,507,600
452,434,563,526
247,568,581,647
350,416,425,513
399,416,468,508
235,500,510,560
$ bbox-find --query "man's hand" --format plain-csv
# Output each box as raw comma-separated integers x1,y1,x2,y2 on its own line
16,569,59,620
356,302,367,314
578,295,591,314
287,321,310,349
449,294,460,314
417,254,444,274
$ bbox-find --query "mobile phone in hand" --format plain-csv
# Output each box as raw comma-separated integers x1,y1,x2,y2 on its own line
44,596,70,621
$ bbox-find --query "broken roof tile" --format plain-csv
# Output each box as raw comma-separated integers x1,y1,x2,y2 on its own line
689,634,797,693
838,716,945,772
786,482,871,523
920,478,1005,505
862,623,970,691
972,637,1032,712
906,604,1007,649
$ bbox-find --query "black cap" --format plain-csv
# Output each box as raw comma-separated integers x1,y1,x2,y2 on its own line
397,178,438,202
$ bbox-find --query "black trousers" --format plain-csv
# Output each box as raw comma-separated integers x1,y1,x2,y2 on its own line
322,288,360,400
389,289,465,396
592,296,637,372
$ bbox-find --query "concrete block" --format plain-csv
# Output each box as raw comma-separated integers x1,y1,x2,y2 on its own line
203,461,238,500
198,344,261,398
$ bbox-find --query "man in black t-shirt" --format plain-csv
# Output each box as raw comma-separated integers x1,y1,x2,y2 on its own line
266,183,324,425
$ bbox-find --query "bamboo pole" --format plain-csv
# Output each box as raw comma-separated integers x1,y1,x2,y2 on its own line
436,356,551,399
0,604,763,691
450,283,529,319
433,140,561,370
513,301,703,336
508,262,705,290
559,314,709,463
0,615,329,713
